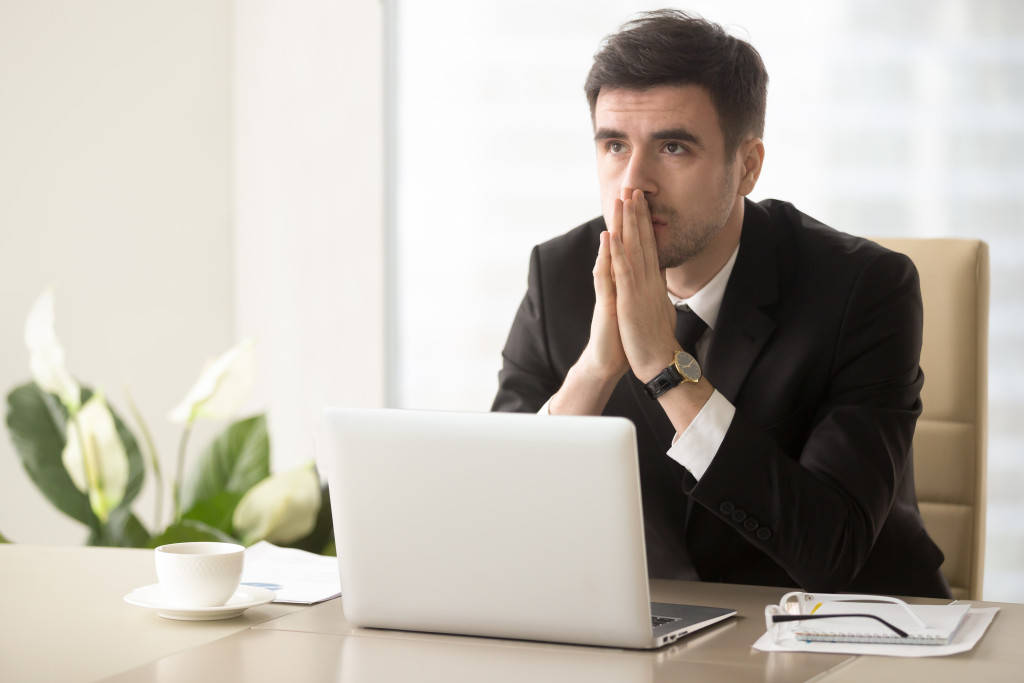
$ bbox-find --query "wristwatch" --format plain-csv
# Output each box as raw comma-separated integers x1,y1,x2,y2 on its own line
643,349,702,400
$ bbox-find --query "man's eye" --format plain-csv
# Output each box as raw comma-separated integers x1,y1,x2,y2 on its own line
607,141,625,154
664,142,686,154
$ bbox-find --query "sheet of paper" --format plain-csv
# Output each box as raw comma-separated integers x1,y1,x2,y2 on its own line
240,541,342,604
753,607,999,657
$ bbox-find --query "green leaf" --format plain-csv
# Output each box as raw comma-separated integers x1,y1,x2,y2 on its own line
183,490,247,535
110,398,146,511
180,415,269,513
88,507,150,547
5,383,97,531
0,530,10,543
148,519,240,548
5,383,147,543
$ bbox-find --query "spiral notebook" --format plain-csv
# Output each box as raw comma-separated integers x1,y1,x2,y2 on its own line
786,593,971,645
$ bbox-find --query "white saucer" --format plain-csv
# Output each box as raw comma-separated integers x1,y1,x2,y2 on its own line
124,584,276,621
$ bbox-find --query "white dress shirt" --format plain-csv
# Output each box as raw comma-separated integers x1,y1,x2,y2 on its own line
540,245,739,481
663,246,738,479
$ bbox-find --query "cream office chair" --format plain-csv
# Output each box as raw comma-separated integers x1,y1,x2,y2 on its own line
873,238,989,599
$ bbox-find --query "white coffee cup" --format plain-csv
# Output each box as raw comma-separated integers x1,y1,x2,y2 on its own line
155,542,245,608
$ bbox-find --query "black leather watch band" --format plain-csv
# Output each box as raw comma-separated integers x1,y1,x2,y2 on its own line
643,364,684,400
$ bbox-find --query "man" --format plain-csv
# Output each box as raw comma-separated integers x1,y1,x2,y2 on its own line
492,10,951,598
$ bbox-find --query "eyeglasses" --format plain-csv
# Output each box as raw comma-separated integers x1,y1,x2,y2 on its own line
764,592,927,644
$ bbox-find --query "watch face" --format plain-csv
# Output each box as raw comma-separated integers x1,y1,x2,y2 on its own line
673,350,702,382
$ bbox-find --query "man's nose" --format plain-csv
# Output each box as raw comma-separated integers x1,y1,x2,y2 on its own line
620,150,657,201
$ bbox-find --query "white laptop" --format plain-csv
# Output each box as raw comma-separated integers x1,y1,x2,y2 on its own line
321,407,735,649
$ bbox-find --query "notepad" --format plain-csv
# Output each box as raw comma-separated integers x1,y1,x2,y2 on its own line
241,541,341,604
792,599,971,645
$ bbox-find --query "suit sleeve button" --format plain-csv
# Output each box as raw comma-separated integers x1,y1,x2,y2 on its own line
730,509,747,523
720,501,735,515
743,518,758,531
756,527,773,541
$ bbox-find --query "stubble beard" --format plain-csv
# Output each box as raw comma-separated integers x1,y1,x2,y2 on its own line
652,175,737,270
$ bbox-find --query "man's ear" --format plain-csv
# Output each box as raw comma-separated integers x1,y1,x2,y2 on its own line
737,138,765,196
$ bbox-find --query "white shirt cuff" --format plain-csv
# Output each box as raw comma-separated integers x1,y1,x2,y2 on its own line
666,389,735,480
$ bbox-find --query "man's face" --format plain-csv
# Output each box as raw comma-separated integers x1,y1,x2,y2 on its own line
593,84,743,269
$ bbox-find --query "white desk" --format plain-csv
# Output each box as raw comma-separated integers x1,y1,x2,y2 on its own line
0,545,303,683
2,545,1019,682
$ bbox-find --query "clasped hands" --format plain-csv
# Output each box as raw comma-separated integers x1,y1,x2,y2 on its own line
584,188,680,386
551,188,713,422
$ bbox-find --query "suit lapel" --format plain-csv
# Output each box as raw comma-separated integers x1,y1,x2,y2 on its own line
684,201,782,541
703,200,781,403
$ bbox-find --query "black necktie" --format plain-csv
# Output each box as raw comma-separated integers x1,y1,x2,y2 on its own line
675,306,708,356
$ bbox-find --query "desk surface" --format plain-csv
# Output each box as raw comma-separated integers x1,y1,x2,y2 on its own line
0,545,303,683
2,545,1020,683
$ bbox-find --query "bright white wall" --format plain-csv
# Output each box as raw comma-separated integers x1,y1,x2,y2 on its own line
0,0,388,543
233,0,387,477
0,1,233,543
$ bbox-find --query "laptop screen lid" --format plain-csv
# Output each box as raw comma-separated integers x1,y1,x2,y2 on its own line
322,407,658,649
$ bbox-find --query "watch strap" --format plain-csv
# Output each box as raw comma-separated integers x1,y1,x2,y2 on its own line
643,364,684,400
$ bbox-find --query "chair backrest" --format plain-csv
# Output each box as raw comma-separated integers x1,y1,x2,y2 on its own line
872,238,989,599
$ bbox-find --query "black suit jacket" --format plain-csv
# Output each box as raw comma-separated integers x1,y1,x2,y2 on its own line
492,198,951,598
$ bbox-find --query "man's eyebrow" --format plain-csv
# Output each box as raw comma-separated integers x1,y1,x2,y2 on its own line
594,127,626,141
593,127,704,149
652,128,703,148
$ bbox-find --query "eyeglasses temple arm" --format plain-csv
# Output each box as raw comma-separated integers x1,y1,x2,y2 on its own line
771,613,909,638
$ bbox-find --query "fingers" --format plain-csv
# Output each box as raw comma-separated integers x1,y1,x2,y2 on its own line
593,231,615,301
587,231,629,380
618,189,658,278
621,194,642,268
633,190,660,278
607,227,635,298
610,197,623,238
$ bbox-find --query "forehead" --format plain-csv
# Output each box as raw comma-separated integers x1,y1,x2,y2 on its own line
594,84,722,140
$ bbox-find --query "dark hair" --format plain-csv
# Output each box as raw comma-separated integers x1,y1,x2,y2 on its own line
584,9,768,155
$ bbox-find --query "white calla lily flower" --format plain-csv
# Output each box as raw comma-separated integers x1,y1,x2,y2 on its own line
169,338,256,423
232,463,321,545
24,289,81,411
62,391,129,523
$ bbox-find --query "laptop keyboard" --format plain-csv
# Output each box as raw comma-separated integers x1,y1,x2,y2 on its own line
652,616,678,628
